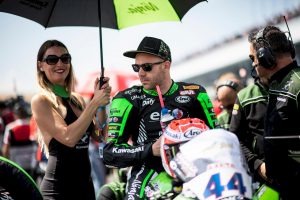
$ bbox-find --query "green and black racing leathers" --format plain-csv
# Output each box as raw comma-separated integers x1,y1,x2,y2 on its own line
102,81,218,199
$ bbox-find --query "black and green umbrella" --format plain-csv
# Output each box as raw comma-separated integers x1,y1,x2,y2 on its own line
0,0,207,80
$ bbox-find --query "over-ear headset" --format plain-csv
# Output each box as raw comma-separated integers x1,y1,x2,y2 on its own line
255,17,296,69
216,80,240,92
255,28,276,69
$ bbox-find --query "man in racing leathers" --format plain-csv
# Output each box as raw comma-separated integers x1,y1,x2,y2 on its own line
102,36,218,200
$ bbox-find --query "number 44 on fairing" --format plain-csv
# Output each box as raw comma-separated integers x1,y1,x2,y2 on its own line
184,166,253,200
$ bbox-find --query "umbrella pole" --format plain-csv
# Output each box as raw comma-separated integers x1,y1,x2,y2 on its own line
98,0,105,87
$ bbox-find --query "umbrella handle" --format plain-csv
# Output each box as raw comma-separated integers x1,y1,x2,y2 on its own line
98,0,105,88
99,76,106,89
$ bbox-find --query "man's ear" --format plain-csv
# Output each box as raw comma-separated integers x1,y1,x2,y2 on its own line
164,60,171,70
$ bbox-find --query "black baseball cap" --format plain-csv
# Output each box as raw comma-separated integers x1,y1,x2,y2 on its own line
123,36,172,62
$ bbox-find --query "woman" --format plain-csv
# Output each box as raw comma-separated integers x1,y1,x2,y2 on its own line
31,40,111,200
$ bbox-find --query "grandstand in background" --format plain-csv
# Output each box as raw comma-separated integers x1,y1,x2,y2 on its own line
171,14,300,98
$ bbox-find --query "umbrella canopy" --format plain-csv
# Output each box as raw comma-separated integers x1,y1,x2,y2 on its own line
75,69,139,99
0,0,207,77
0,0,206,28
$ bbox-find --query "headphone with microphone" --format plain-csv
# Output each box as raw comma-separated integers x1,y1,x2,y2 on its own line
216,80,240,92
285,15,296,59
255,16,296,69
255,28,276,69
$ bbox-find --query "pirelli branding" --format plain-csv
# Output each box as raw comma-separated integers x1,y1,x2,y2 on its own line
183,85,200,90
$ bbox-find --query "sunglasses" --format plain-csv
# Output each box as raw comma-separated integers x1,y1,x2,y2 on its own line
42,53,72,65
132,61,164,72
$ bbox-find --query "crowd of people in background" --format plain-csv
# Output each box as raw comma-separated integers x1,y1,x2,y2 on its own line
0,96,46,181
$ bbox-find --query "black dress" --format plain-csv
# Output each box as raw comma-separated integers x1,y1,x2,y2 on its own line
40,99,95,200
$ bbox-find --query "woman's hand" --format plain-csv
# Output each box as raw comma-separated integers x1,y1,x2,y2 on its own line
92,77,111,107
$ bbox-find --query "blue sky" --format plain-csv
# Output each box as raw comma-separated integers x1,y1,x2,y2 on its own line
0,0,300,95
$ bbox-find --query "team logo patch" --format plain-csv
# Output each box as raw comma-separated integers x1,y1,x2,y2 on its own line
113,117,119,122
232,109,238,115
184,129,202,138
108,132,118,138
179,90,195,95
277,96,287,102
109,117,121,123
110,108,120,115
175,96,191,103
283,80,293,91
142,98,155,106
233,104,239,110
124,88,141,95
131,94,146,100
108,125,120,131
150,112,160,121
183,85,200,90
232,104,239,115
